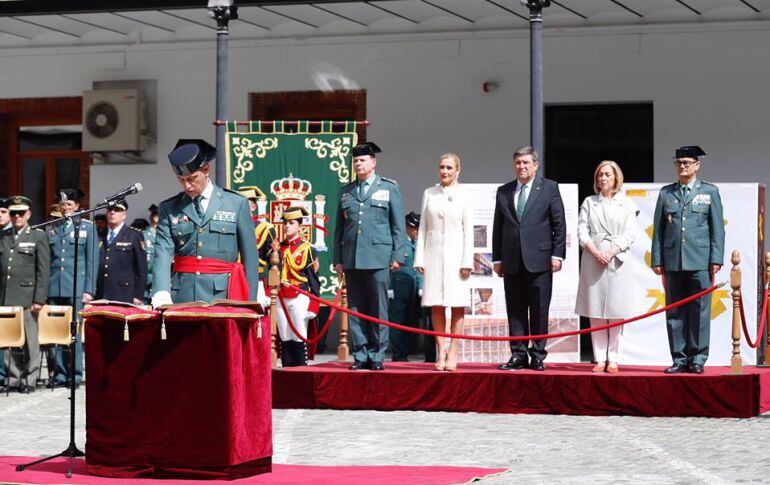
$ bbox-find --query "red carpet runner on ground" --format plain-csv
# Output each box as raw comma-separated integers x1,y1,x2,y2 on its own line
0,457,508,485
273,362,770,418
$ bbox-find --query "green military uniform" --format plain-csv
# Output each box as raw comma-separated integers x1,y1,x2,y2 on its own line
334,173,407,365
651,179,725,367
142,225,157,301
0,196,9,383
389,234,420,361
0,209,50,390
152,184,260,303
47,211,98,386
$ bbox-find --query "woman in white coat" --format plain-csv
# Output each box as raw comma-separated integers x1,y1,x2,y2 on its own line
575,160,638,373
414,153,473,371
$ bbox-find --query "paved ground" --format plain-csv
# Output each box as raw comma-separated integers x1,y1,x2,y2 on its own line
1,363,769,484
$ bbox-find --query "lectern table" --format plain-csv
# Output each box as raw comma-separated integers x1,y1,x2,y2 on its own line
81,304,271,479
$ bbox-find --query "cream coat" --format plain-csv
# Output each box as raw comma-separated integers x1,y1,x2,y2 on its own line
574,193,639,319
414,184,473,307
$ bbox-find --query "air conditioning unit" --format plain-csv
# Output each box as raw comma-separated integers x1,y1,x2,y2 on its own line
82,88,148,152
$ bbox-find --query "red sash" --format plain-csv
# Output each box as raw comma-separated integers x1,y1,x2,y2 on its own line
173,256,250,301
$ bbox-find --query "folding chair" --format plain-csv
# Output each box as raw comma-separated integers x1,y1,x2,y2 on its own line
0,306,25,396
37,305,73,389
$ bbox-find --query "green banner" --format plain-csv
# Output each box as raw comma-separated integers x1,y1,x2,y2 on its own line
225,121,357,298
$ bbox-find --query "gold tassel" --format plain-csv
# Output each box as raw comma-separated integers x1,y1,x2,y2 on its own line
123,321,129,341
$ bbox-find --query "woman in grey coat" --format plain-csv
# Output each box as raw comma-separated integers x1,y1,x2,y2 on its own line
575,161,638,373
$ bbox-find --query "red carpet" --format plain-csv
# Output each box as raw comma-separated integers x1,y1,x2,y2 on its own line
273,362,770,418
0,457,508,485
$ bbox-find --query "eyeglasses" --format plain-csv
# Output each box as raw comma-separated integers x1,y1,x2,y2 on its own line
9,211,26,217
673,160,699,168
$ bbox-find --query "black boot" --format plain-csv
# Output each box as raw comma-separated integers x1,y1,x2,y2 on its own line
280,341,295,368
295,342,308,366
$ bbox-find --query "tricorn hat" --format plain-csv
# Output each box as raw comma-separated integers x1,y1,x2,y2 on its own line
282,206,310,222
351,142,382,158
237,186,267,201
674,146,707,160
405,211,421,228
148,204,159,215
0,197,8,209
56,188,85,204
168,139,217,176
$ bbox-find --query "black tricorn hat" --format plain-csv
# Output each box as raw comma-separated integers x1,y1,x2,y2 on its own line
148,203,159,215
131,218,150,230
168,139,217,176
351,142,382,158
674,146,707,159
405,211,421,228
0,197,8,209
57,188,85,203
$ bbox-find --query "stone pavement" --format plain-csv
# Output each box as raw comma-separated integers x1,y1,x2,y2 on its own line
1,378,768,484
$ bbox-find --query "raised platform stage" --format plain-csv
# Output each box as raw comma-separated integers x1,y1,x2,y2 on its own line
273,362,770,418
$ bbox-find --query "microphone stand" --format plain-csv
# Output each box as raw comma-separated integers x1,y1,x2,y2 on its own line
16,200,111,478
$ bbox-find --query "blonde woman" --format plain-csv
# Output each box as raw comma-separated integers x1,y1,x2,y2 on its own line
414,154,473,371
575,161,638,373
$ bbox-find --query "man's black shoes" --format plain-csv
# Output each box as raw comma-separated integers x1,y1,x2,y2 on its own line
529,359,546,371
349,361,369,370
371,362,385,371
688,363,704,374
498,357,528,371
664,363,687,374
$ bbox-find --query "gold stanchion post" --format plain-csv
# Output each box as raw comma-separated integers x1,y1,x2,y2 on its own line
268,242,281,368
337,277,350,362
730,250,743,375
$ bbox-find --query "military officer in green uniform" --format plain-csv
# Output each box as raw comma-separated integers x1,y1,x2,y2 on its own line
47,188,98,387
651,146,725,374
0,196,50,392
151,139,259,307
333,142,407,371
0,196,10,384
143,204,159,302
389,211,422,361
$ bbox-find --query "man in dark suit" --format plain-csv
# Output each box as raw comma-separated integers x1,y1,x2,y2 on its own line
492,146,566,371
0,196,50,392
96,199,148,304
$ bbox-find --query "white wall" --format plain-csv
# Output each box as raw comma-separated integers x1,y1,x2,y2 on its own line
0,22,767,238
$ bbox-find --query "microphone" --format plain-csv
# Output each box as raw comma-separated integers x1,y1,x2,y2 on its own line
102,183,143,205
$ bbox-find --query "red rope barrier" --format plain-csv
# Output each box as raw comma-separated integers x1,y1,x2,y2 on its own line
738,288,769,349
277,287,343,345
282,282,725,342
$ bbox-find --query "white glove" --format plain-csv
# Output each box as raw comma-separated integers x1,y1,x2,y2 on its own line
387,289,394,299
257,282,272,308
151,291,173,309
305,311,317,321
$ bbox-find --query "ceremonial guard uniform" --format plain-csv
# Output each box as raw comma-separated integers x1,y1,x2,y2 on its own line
151,139,259,306
143,204,159,302
276,207,320,367
652,146,725,373
333,142,407,370
47,188,98,387
96,200,148,303
237,186,277,278
0,196,50,392
389,212,422,361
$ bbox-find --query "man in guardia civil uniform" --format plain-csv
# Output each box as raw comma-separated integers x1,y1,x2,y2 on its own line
388,211,422,361
0,197,10,384
143,204,159,302
275,206,320,367
47,188,98,387
236,186,277,279
333,142,407,371
151,139,260,307
651,146,725,374
0,196,50,393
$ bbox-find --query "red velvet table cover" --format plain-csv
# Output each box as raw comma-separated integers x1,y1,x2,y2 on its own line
82,305,272,479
